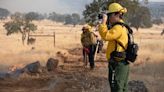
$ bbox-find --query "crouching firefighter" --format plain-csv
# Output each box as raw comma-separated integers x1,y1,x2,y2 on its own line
98,3,135,92
81,25,97,69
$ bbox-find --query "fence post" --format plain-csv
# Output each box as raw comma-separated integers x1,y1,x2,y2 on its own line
54,32,55,47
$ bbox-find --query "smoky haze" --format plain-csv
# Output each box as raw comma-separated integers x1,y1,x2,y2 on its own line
0,0,92,15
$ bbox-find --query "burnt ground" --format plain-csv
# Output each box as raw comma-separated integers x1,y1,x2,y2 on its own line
0,65,109,92
0,48,110,92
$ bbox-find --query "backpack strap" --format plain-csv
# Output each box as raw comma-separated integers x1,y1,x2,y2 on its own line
114,40,126,51
112,22,133,34
112,22,134,51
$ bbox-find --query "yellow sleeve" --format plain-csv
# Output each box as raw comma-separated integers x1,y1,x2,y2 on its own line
98,24,122,41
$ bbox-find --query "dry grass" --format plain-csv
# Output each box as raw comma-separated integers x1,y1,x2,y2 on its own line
0,20,82,71
130,25,164,92
0,20,163,92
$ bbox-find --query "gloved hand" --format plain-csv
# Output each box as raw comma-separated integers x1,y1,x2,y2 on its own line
83,47,90,54
102,14,108,25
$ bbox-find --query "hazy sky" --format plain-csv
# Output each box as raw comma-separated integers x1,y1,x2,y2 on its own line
0,0,163,15
0,0,92,14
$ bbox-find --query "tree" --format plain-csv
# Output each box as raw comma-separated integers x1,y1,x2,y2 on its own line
11,12,24,21
152,18,163,25
4,13,37,45
48,12,65,22
129,6,152,30
79,18,86,25
83,0,105,25
25,12,40,21
37,14,45,20
25,12,45,21
48,12,82,25
0,8,10,19
121,1,152,30
55,14,65,22
83,0,152,30
48,12,57,21
65,14,73,25
72,13,80,26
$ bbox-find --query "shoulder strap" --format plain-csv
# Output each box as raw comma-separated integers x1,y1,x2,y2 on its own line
90,32,97,37
114,40,126,51
112,22,134,51
112,22,133,34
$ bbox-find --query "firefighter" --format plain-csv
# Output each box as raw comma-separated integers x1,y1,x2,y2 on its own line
98,3,129,92
81,25,97,69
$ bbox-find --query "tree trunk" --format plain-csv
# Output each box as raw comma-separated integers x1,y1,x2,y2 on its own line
136,27,139,31
27,31,30,45
21,32,26,45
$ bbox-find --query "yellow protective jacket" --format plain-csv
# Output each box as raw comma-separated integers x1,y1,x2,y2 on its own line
98,21,128,60
81,30,97,47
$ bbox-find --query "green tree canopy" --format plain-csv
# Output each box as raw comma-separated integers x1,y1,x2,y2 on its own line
72,13,80,25
83,0,152,30
25,12,43,21
48,12,65,22
48,12,81,25
65,14,73,25
4,13,37,45
83,0,104,25
0,8,10,19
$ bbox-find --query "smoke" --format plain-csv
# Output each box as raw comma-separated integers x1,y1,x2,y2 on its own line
0,0,92,14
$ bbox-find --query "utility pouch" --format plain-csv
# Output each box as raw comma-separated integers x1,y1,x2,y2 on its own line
109,58,117,70
111,51,126,61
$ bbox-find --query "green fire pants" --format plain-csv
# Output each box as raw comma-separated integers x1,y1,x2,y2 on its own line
108,60,129,92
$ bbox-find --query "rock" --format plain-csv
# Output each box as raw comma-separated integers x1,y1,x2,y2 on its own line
0,72,10,79
128,80,148,92
0,61,42,79
24,61,42,74
46,58,59,72
9,69,24,79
